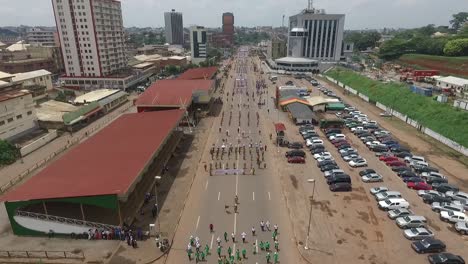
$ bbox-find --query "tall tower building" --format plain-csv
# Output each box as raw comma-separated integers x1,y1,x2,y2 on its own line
287,2,345,61
164,10,184,45
190,26,207,65
52,0,127,78
222,12,234,45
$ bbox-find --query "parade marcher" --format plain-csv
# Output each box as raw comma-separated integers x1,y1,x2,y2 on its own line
251,226,256,236
227,246,232,257
205,244,210,256
242,248,247,259
217,245,222,257
224,232,228,242
266,220,271,231
275,240,279,251
274,251,279,263
187,245,193,261
210,223,214,232
253,242,257,255
236,248,241,261
273,230,277,241
266,241,270,252
190,235,195,246
201,251,206,261
266,252,271,263
260,241,265,251
217,236,221,246
196,241,201,252
260,221,265,231
241,231,247,243
195,251,200,263
274,224,278,233
231,232,235,242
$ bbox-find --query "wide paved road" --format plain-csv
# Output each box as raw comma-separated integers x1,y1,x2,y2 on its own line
165,47,303,263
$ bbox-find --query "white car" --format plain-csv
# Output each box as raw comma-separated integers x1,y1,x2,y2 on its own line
440,211,468,223
343,154,360,162
349,158,367,168
375,191,402,201
313,152,331,160
366,140,381,147
305,138,321,146
403,228,434,240
370,186,389,195
362,173,383,182
417,190,443,197
317,156,334,163
329,134,346,141
351,126,364,132
339,148,355,154
445,191,468,203
310,139,323,145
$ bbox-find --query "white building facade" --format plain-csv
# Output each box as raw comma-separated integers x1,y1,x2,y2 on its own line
190,26,207,65
164,10,184,45
26,28,57,47
0,91,37,140
52,0,127,78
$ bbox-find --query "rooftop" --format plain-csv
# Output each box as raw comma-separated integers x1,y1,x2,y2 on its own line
134,54,162,62
36,100,78,122
132,62,155,69
6,41,30,52
1,110,185,202
136,79,214,107
177,66,218,80
0,90,31,103
73,89,120,104
11,69,51,82
436,76,468,86
275,57,318,64
0,71,14,80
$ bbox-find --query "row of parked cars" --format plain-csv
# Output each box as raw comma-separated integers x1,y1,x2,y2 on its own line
370,186,465,264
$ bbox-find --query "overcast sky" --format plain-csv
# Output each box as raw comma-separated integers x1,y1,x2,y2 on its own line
0,0,467,29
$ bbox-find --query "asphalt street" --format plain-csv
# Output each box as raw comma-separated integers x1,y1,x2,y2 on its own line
165,47,302,264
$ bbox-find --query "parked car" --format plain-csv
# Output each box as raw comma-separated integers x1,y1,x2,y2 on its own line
396,152,413,158
428,253,465,264
360,169,376,176
362,173,383,182
378,198,410,210
434,184,459,194
407,182,432,190
388,208,413,219
343,154,361,162
421,172,446,181
404,227,434,240
398,170,418,178
431,202,465,214
376,191,402,201
288,142,303,149
418,190,443,197
392,166,410,172
349,158,368,168
285,150,306,158
313,152,332,160
324,169,345,178
287,156,305,164
370,186,389,195
379,156,399,162
318,160,337,168
422,195,453,204
402,177,424,183
414,165,439,174
411,238,446,254
445,191,468,203
386,160,406,167
396,215,427,228
327,174,351,185
454,222,468,235
440,211,468,223
329,182,352,192
427,178,449,186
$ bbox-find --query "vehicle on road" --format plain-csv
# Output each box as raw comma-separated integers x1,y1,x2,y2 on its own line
362,173,383,182
411,238,446,254
370,186,389,195
404,227,434,240
454,222,468,235
349,158,368,167
378,198,410,210
329,182,352,192
287,156,305,164
396,215,427,228
407,182,432,190
376,191,402,201
440,211,468,223
388,208,413,219
428,253,465,264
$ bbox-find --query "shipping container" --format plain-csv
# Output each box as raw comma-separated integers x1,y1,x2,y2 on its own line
410,85,433,97
413,70,440,77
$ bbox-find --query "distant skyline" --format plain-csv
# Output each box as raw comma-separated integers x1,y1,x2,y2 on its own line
0,0,467,30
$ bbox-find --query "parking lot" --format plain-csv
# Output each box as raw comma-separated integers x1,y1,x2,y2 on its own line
273,75,468,264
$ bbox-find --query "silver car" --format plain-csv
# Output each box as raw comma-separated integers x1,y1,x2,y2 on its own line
370,186,389,195
431,202,465,213
376,191,402,201
445,191,468,203
403,227,434,240
455,222,468,235
388,208,413,219
362,173,383,183
396,215,427,228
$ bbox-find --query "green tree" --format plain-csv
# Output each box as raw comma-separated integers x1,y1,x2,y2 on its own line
443,38,468,56
0,140,19,165
164,65,181,75
346,31,381,51
450,12,468,31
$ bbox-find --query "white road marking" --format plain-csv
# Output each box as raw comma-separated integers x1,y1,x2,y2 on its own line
234,213,237,234
196,216,200,230
268,192,271,200
210,234,214,249
233,243,236,253
235,174,239,195
205,180,208,190
218,192,221,201
256,239,258,254
253,192,255,201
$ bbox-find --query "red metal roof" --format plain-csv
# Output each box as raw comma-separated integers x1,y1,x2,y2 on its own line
1,110,184,202
177,66,218,80
135,79,213,107
274,123,286,132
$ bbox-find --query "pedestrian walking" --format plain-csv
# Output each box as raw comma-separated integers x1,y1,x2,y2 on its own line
260,221,265,231
274,224,278,233
204,164,207,171
266,241,270,252
217,245,222,257
218,257,223,264
195,251,200,263
266,220,271,231
210,223,214,232
236,249,241,261
190,235,195,246
196,242,201,252
274,251,279,263
242,248,247,259
217,236,221,246
273,230,277,241
224,232,228,242
187,246,193,261
253,242,257,255
241,231,246,243
260,241,265,251
251,226,256,236
275,240,279,251
227,246,232,257
231,232,235,242
266,252,271,263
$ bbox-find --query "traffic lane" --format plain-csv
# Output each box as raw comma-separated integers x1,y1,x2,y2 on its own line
287,127,429,263
342,130,468,260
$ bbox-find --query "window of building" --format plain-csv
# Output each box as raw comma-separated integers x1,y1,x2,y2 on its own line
16,115,22,119
27,111,33,116
7,118,13,123
0,121,5,126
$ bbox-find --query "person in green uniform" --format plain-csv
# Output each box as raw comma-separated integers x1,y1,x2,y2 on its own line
266,241,270,251
260,241,265,251
205,244,210,256
201,251,206,261
195,251,200,263
227,246,232,257
229,255,235,264
236,248,241,261
274,240,279,251
224,232,228,242
187,250,192,261
242,248,247,259
274,251,279,263
253,242,257,255
217,245,222,257
272,230,277,240
218,257,223,264
266,252,271,263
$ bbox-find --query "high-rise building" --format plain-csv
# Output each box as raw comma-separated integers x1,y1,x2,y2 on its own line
52,0,127,78
26,28,57,47
287,2,345,61
190,26,207,65
165,10,184,45
222,12,234,45
267,36,287,60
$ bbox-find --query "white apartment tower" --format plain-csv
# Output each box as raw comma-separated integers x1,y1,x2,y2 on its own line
52,0,127,78
190,26,207,65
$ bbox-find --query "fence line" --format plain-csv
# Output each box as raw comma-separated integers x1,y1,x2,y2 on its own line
0,250,84,259
325,76,468,156
0,103,133,195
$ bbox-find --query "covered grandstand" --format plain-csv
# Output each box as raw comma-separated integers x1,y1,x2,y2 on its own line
1,110,185,236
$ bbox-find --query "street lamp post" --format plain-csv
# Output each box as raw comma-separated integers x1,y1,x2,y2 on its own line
304,178,316,250
154,176,162,234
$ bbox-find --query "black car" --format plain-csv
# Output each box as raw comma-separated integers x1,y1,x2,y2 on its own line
415,166,440,174
337,144,352,150
427,177,448,185
285,150,306,158
412,238,446,254
428,253,465,264
327,174,351,185
422,194,453,204
402,176,424,183
370,145,388,152
398,171,418,178
391,146,410,153
359,169,376,176
341,150,358,157
391,166,411,172
396,151,412,158
434,183,459,193
318,160,337,168
325,128,341,134
320,164,339,172
303,133,319,140
285,80,294,85
288,142,303,149
329,182,352,192
309,144,325,150
311,148,326,154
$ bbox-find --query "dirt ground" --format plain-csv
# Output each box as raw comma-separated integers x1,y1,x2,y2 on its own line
398,57,468,78
271,75,468,264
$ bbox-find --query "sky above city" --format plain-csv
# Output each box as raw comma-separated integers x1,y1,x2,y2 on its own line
0,0,467,29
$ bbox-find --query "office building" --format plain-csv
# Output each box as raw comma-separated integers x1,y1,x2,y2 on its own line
165,10,184,45
287,1,345,61
0,90,37,140
26,28,58,47
190,26,207,65
222,12,234,45
52,0,127,78
267,36,287,60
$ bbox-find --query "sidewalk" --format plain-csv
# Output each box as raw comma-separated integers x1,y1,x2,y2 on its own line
108,116,216,264
0,98,136,194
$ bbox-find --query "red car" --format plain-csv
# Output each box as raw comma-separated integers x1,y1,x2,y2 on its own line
386,160,406,167
287,156,305,164
379,156,399,162
333,141,349,147
407,181,432,190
